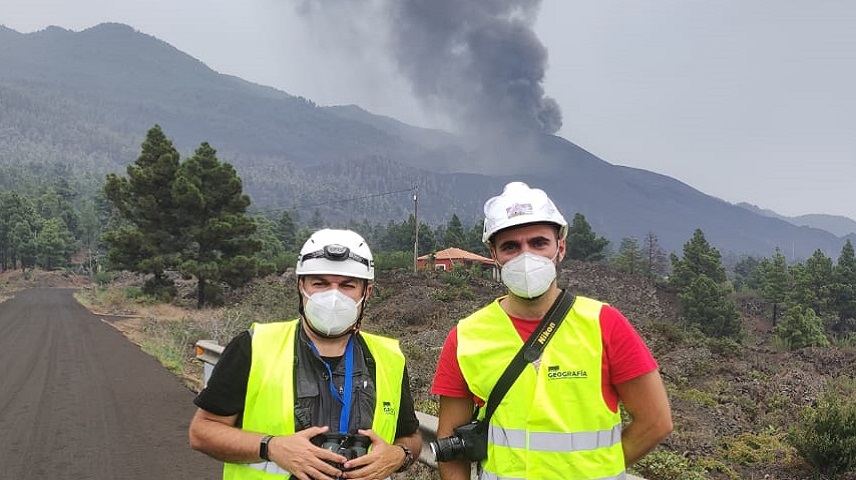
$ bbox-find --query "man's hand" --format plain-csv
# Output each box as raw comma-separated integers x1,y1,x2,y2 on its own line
268,426,348,480
340,429,404,480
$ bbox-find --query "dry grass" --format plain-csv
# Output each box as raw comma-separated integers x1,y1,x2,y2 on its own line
73,282,224,392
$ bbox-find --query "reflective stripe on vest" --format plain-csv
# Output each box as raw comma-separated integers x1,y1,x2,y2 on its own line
223,321,405,480
480,469,627,480
487,423,622,452
457,296,625,480
244,461,290,476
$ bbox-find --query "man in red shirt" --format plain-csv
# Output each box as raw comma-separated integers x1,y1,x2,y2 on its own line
431,182,672,480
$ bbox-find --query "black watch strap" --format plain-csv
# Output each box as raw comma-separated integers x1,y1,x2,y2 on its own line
259,435,274,461
395,444,415,473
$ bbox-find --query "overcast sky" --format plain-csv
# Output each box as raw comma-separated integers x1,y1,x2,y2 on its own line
3,1,855,220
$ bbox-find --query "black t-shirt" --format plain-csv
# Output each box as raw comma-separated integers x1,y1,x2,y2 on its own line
194,328,419,438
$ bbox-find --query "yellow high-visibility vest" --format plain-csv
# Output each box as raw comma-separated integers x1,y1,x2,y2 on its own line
223,320,404,479
458,297,625,480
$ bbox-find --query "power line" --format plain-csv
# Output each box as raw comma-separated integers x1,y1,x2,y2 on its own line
249,186,416,216
294,187,415,209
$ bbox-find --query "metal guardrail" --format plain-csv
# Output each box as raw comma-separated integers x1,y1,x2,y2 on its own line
194,339,223,388
194,340,644,479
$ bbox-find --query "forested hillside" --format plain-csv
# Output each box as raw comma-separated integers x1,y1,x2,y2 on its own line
2,23,855,259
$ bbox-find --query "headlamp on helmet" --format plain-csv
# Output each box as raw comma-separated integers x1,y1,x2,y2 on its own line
299,244,372,270
296,229,375,280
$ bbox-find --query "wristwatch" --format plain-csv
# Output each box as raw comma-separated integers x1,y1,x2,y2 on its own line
395,444,415,473
259,435,274,461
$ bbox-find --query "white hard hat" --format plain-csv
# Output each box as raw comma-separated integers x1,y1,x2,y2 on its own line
482,182,568,243
296,229,374,280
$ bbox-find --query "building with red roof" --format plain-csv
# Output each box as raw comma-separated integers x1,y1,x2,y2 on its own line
417,247,496,277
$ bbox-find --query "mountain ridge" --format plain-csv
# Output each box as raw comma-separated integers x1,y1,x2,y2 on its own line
737,202,856,237
1,22,854,259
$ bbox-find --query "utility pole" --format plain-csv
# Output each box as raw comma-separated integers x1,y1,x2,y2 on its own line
413,185,419,272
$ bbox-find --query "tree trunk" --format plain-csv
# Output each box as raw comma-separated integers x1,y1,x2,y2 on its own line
197,277,206,309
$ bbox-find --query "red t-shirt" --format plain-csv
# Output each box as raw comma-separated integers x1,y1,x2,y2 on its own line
430,302,658,412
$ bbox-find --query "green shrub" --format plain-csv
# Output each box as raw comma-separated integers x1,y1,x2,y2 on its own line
705,335,743,357
142,275,177,302
141,316,206,375
764,392,791,412
201,282,225,307
124,286,145,300
93,271,113,286
830,332,856,349
787,388,856,477
224,280,296,326
433,286,474,302
271,252,297,274
674,388,718,407
374,251,413,271
647,321,708,348
774,305,828,351
719,430,796,466
632,448,708,480
440,270,468,287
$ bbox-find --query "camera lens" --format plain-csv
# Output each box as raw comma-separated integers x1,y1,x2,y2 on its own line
430,435,466,462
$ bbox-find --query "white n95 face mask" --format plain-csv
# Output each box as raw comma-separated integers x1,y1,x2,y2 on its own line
302,289,363,337
500,251,557,299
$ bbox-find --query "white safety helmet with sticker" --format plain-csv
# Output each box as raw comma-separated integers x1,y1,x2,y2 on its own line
482,182,568,244
296,229,374,280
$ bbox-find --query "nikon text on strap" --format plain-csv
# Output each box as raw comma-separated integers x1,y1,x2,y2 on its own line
480,289,576,424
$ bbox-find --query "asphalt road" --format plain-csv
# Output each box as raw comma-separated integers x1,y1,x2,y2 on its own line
0,288,222,479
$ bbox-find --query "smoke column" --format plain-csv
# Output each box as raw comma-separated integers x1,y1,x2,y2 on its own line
297,0,562,136
388,0,562,135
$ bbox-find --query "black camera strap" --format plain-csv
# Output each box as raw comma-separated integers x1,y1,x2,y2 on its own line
480,289,576,425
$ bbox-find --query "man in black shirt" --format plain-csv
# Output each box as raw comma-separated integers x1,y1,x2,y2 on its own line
189,229,421,479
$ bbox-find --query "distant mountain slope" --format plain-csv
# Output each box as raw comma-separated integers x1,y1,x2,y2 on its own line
1,23,854,259
790,214,856,237
737,203,856,237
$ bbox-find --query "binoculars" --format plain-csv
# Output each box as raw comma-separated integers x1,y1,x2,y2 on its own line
315,433,370,470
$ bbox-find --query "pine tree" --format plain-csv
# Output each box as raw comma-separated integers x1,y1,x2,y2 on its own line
275,210,298,252
103,124,182,298
566,213,609,262
732,255,763,292
612,237,643,274
465,219,488,256
443,213,466,248
36,217,75,270
12,220,37,271
670,229,726,291
790,249,834,317
642,231,669,278
417,222,435,256
0,191,39,271
678,275,742,340
172,142,263,308
763,247,792,324
308,209,325,230
831,239,856,334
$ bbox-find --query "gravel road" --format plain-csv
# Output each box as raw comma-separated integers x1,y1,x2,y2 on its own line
0,288,221,479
